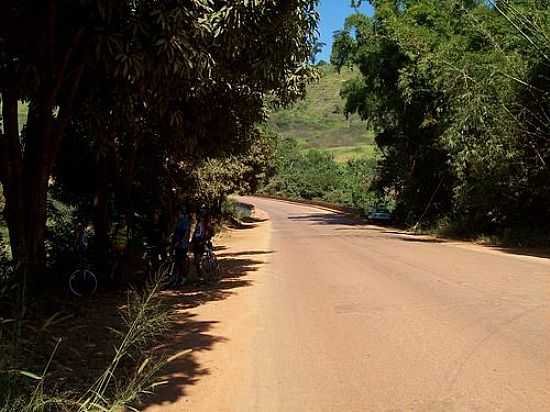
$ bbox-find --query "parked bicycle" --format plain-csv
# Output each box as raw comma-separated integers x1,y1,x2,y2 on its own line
69,223,97,297
196,240,220,282
141,242,166,280
157,251,188,288
140,239,184,288
68,258,98,297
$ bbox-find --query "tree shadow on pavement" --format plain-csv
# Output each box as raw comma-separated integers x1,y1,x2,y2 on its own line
390,235,445,244
138,249,268,409
383,231,550,259
288,212,360,226
226,218,267,230
484,246,550,260
218,250,274,258
287,212,550,262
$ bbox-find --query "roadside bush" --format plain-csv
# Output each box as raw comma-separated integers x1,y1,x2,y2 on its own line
222,199,253,222
0,276,170,412
263,137,381,213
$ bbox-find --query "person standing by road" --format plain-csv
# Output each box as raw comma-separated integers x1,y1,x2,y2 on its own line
192,206,214,277
110,213,129,283
74,222,89,260
146,209,166,273
172,207,191,286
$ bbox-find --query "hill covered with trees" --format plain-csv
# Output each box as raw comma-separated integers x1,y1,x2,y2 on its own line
268,64,376,162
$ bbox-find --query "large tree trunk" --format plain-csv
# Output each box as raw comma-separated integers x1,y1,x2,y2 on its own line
0,89,26,267
2,88,82,287
22,103,55,281
0,89,30,326
0,1,85,290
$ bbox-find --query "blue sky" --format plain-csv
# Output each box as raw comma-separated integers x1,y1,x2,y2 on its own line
317,0,373,62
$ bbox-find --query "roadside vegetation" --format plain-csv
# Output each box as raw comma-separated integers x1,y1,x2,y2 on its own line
266,0,550,247
333,0,550,245
261,138,380,212
3,0,550,408
1,278,169,412
0,1,319,409
263,64,382,212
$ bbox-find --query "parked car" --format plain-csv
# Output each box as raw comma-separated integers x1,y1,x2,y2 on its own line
367,208,392,224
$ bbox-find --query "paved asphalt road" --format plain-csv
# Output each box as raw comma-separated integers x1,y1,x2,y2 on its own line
242,197,550,412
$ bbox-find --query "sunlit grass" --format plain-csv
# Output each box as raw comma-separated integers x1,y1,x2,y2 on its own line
269,65,375,151
322,144,379,163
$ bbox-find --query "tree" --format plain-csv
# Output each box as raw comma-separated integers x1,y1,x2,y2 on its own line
1,0,320,288
330,0,550,237
332,3,456,223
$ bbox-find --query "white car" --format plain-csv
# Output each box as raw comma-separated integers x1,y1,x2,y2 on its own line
367,208,392,224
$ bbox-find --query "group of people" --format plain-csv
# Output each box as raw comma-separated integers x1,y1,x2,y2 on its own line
73,204,215,286
170,206,214,285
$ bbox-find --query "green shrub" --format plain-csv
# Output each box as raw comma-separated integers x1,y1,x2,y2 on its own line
0,276,170,412
263,137,382,212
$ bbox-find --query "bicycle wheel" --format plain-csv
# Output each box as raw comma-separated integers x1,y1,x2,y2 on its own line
158,259,174,278
200,253,220,281
211,255,221,280
69,269,98,297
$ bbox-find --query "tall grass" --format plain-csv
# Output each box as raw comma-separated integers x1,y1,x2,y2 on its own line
0,274,172,412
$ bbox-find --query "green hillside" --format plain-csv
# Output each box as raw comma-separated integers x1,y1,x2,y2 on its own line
268,65,376,162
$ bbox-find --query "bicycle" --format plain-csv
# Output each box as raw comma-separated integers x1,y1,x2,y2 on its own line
167,248,191,288
68,257,98,297
196,240,220,282
141,242,166,280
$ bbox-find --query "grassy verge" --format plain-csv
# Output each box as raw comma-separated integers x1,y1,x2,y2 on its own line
0,276,171,412
320,144,378,163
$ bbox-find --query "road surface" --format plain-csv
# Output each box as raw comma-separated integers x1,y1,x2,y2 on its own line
144,197,550,412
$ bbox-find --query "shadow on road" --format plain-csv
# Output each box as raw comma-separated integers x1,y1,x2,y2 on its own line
485,246,550,260
288,212,359,226
286,212,550,261
138,246,269,409
391,236,445,244
218,250,274,258
225,215,268,230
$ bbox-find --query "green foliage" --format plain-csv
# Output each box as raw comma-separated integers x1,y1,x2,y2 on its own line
0,0,321,283
325,144,377,163
263,137,378,211
331,0,550,237
190,128,277,211
0,1,322,406
221,199,253,222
